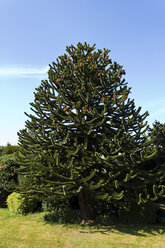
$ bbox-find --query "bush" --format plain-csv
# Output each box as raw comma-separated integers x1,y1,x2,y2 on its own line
93,198,159,225
0,190,9,208
1,144,21,156
41,197,80,223
0,155,19,207
41,197,69,212
118,201,158,224
0,155,18,191
44,207,80,224
7,192,37,215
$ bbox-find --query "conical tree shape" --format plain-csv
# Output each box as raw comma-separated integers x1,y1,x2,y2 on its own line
17,42,164,220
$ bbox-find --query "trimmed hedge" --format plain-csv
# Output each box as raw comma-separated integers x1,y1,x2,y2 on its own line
7,192,37,215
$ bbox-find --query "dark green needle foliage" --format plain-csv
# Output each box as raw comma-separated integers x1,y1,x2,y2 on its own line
149,121,165,155
17,42,164,219
147,122,165,204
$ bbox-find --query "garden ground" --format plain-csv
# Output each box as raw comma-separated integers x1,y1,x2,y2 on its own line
0,208,165,248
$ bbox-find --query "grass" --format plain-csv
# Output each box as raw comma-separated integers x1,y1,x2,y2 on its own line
0,208,165,248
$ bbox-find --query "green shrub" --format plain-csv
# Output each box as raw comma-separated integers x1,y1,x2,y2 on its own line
0,155,19,207
1,144,21,156
41,198,69,212
0,190,9,208
0,155,18,191
42,197,80,223
42,199,57,212
7,192,37,215
118,201,157,224
44,207,80,224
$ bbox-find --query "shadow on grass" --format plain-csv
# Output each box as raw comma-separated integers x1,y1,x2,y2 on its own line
83,223,165,237
42,212,165,237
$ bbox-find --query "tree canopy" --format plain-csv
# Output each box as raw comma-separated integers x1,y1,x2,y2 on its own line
17,42,164,219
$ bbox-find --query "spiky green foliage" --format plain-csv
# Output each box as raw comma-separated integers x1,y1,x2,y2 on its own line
143,121,165,213
17,42,163,205
149,121,165,154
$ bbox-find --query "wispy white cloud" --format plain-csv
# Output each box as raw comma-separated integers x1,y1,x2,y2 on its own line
0,65,49,76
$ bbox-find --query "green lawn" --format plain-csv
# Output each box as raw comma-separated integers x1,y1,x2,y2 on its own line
0,208,165,248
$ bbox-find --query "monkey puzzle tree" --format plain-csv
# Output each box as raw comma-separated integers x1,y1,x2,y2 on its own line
17,42,164,220
148,121,165,195
149,121,165,155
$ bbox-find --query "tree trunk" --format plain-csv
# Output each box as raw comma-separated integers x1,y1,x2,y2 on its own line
78,190,94,222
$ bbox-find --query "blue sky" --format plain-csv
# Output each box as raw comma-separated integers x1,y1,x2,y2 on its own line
0,0,165,145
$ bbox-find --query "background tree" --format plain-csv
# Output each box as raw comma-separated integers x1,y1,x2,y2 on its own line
145,121,165,186
1,143,21,156
17,42,164,220
0,151,19,207
146,121,165,222
149,121,165,154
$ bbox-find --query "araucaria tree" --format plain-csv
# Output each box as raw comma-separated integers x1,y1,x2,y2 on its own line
17,42,164,220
